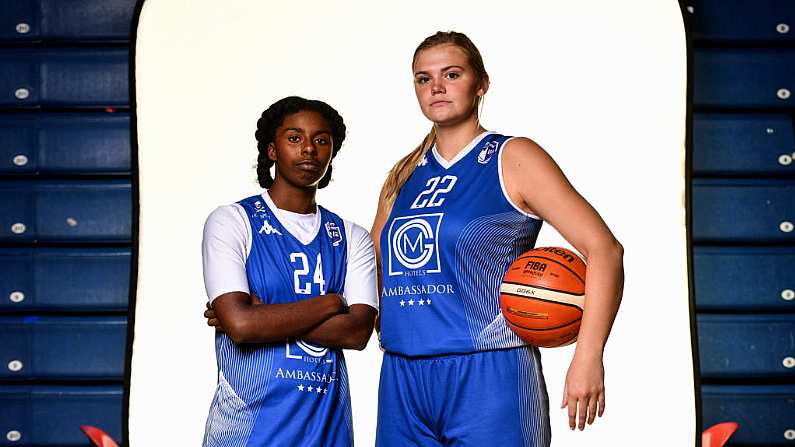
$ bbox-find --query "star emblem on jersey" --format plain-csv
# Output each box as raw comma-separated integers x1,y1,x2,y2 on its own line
398,297,432,309
258,219,282,235
297,384,329,395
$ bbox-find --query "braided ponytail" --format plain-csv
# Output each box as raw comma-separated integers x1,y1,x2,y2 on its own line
255,117,276,188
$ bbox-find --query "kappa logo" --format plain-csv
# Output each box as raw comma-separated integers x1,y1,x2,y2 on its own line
325,221,342,247
286,339,332,363
259,219,282,236
387,213,443,276
477,140,499,164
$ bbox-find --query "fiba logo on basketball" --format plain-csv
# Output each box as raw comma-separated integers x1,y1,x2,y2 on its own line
523,260,547,277
387,213,443,276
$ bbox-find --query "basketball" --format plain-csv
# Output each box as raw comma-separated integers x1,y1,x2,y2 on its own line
500,246,586,348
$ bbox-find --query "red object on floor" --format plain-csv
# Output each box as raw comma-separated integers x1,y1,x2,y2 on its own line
79,425,120,447
702,422,739,447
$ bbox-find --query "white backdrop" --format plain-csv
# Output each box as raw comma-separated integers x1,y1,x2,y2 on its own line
130,1,692,445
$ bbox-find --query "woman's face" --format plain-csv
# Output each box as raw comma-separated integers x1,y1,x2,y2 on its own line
412,44,487,127
268,110,333,189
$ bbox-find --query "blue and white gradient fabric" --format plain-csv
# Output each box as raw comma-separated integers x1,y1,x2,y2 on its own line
376,347,550,446
379,132,544,356
377,132,550,446
203,195,352,446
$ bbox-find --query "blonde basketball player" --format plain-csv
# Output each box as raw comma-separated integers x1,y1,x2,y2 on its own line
372,31,624,446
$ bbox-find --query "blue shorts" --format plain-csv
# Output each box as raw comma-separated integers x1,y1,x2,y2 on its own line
376,346,550,447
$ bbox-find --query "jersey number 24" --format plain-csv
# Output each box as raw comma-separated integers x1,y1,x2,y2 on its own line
290,252,326,295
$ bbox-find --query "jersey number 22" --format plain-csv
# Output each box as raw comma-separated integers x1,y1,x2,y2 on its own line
410,175,457,209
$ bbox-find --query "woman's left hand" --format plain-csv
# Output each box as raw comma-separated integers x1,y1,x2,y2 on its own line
561,351,605,431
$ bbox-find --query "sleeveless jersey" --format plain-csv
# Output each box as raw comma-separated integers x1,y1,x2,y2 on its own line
379,132,544,357
203,195,352,446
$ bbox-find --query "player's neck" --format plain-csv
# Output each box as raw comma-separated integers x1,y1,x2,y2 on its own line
434,118,486,162
267,181,318,214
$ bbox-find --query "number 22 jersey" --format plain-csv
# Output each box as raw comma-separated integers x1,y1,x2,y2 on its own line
379,132,544,357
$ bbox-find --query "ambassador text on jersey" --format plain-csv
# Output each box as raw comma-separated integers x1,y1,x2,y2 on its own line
379,132,544,356
203,196,353,446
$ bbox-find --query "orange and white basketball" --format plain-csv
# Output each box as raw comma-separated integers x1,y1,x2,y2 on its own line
500,246,586,348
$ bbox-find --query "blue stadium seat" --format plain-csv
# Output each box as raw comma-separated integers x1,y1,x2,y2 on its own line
0,2,38,41
0,49,128,108
0,385,122,446
692,179,795,242
0,180,131,242
693,113,795,176
0,316,126,379
701,385,795,445
0,248,130,311
0,0,136,41
693,48,795,109
0,112,131,175
698,314,795,378
686,0,795,42
694,246,795,310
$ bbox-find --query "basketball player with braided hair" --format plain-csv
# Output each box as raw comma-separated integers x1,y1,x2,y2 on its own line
372,32,624,446
201,96,377,446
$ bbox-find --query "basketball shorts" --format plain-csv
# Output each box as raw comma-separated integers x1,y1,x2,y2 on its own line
376,346,551,447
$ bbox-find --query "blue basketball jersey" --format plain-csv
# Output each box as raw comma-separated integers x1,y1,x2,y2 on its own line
380,132,544,356
203,196,353,446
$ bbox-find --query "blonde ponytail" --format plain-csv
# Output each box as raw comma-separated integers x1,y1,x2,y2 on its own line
382,127,436,213
381,31,488,213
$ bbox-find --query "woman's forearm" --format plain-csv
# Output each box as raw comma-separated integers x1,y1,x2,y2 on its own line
214,292,346,344
303,304,377,350
573,240,624,358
